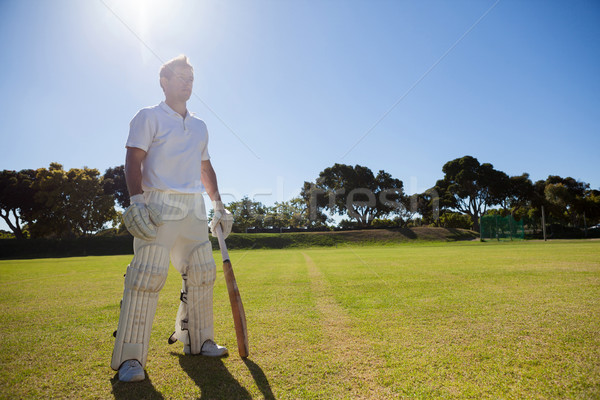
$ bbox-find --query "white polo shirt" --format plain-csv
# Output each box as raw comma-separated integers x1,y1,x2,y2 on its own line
126,101,210,193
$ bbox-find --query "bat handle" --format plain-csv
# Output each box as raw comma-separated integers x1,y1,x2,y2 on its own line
215,225,230,262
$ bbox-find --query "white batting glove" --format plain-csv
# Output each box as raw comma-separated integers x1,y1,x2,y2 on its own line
210,200,233,239
122,194,163,241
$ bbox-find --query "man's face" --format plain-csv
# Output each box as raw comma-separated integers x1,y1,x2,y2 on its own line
162,66,194,102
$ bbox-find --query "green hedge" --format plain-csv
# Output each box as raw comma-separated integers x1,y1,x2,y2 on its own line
0,232,345,259
0,227,483,259
0,236,135,259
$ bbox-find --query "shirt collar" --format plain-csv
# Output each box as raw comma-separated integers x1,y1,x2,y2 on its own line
159,101,189,118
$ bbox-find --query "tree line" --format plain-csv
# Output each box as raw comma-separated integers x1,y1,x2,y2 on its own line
1,155,599,239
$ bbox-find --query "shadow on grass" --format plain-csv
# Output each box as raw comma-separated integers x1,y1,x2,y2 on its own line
243,358,275,400
175,352,253,399
111,372,164,399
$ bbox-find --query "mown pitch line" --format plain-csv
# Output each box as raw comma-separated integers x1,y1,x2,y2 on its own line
302,252,391,398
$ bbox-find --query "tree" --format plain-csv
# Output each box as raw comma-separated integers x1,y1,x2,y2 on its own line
0,169,37,239
289,197,313,227
415,188,442,226
226,197,268,233
583,189,600,227
487,170,511,214
304,163,405,227
268,198,311,228
212,196,321,231
299,182,330,228
541,175,588,226
103,165,129,208
29,163,116,238
435,155,506,231
439,211,473,229
506,173,534,217
395,193,420,227
490,173,534,218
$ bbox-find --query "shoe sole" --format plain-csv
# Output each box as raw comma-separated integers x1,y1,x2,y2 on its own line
202,349,229,357
184,344,228,357
119,373,145,382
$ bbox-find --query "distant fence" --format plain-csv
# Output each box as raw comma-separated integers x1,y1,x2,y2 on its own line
480,215,524,241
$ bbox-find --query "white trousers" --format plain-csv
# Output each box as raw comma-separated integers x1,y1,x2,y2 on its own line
111,191,216,370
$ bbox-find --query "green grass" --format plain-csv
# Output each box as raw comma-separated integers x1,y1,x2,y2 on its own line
1,240,599,399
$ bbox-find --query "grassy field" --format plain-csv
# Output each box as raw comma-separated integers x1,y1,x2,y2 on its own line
0,240,599,399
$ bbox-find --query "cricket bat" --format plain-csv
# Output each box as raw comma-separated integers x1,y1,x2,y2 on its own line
215,225,249,358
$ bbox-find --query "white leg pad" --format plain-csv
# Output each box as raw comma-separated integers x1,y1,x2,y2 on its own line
111,244,170,370
172,241,216,354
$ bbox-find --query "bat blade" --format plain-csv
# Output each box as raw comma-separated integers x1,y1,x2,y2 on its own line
215,225,249,358
222,259,249,358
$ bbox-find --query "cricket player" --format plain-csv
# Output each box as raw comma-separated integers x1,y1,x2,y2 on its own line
111,55,233,382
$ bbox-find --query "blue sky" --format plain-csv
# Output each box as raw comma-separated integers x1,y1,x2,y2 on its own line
1,0,599,222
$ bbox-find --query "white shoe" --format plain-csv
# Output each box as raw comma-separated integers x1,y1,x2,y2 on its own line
118,359,145,382
183,340,228,356
202,339,228,356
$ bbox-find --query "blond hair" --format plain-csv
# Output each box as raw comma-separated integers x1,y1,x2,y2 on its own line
159,54,193,82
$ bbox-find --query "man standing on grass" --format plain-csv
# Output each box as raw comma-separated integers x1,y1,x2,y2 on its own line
111,55,233,382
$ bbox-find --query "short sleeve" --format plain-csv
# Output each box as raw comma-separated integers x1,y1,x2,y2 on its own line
125,109,155,151
201,125,210,161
